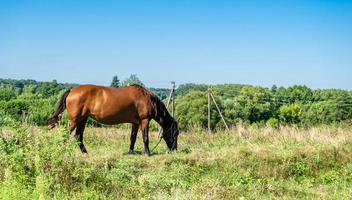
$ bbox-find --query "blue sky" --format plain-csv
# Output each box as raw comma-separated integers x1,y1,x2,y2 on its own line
1,0,351,89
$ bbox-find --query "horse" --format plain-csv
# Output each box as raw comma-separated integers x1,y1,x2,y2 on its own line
47,84,179,156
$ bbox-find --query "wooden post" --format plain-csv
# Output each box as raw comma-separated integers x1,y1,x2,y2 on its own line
209,90,230,131
171,81,175,117
159,84,174,133
166,88,173,109
208,88,211,133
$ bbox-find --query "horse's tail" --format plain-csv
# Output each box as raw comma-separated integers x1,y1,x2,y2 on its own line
47,89,71,129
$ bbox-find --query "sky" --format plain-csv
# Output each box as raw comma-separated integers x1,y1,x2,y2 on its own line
0,0,352,89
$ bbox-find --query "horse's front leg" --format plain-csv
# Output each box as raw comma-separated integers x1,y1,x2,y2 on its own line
141,119,150,156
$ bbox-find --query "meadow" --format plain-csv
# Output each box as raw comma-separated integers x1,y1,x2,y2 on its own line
1,124,351,199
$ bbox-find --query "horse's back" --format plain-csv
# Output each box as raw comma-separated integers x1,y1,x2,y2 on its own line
66,84,152,124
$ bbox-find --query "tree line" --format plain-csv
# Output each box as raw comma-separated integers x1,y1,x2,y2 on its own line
0,76,351,130
175,84,352,129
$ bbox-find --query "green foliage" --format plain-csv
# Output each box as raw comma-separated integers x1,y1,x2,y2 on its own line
110,75,120,88
176,83,245,98
0,93,58,126
319,170,341,184
175,91,221,130
274,85,313,104
0,99,29,121
0,78,75,97
149,87,170,100
20,94,57,125
235,86,273,123
0,87,16,101
222,98,244,124
0,78,352,129
0,125,351,199
0,77,352,199
211,84,246,99
176,83,208,96
34,80,65,98
304,100,352,125
266,118,279,128
122,74,144,87
279,103,303,124
0,125,78,199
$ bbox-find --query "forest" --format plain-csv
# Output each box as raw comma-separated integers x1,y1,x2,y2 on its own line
1,75,351,129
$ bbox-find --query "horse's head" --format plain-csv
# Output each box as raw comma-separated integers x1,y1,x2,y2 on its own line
163,120,179,151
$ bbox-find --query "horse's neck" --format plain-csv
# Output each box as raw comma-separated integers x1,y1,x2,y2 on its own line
155,107,172,129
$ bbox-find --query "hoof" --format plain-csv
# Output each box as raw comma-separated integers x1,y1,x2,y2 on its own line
144,152,151,157
129,150,135,155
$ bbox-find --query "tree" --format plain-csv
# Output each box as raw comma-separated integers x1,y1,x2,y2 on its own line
235,86,273,123
271,84,278,93
14,81,25,94
122,74,144,87
0,87,16,101
175,91,222,130
34,80,66,97
275,85,313,104
149,88,169,100
176,83,208,96
110,75,120,88
223,98,245,124
300,89,352,125
211,84,245,99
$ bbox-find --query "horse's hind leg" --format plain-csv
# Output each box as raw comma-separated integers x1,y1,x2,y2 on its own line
141,119,150,156
129,123,139,154
75,117,88,153
69,120,78,134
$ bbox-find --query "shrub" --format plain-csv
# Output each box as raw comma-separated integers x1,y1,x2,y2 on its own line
279,103,302,124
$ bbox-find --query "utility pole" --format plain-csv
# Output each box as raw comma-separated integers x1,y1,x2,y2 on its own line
166,88,173,109
171,81,175,117
158,82,176,134
208,87,211,133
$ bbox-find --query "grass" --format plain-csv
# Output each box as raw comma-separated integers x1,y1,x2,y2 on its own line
0,124,352,199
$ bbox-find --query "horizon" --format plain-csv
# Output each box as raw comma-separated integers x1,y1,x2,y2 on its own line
1,76,351,91
1,1,352,89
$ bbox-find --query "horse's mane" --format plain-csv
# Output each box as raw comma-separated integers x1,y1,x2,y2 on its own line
130,84,170,121
130,84,154,98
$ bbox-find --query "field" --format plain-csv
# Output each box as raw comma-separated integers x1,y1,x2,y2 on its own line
1,124,352,199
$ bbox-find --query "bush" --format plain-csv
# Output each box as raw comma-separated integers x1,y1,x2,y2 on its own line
0,87,17,101
0,125,79,199
266,118,279,128
279,103,303,124
0,100,29,122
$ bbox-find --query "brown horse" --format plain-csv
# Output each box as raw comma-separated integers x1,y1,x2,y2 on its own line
48,84,179,156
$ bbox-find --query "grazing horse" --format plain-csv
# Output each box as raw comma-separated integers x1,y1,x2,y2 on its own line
48,84,179,156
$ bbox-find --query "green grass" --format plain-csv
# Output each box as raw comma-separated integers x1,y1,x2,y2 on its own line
0,124,352,199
